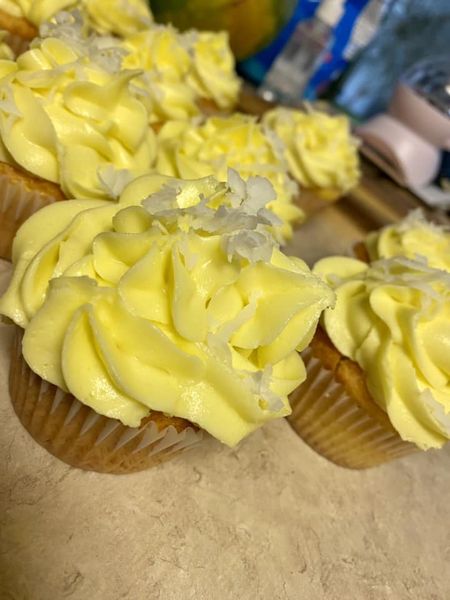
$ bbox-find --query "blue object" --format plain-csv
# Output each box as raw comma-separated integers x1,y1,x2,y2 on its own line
237,0,320,85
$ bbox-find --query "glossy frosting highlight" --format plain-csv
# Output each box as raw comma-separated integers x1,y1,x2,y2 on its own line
315,255,450,449
1,173,334,445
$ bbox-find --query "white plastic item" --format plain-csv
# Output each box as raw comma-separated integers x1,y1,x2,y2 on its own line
357,114,441,188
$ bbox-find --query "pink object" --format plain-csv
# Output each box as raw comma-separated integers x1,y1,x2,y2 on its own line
357,114,442,188
389,84,450,150
357,75,450,188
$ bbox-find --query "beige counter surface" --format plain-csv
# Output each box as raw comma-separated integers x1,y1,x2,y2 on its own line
1,179,450,600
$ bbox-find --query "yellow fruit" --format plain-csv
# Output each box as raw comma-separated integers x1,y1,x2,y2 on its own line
150,0,297,60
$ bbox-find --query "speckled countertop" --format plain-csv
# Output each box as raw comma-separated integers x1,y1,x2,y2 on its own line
1,177,450,600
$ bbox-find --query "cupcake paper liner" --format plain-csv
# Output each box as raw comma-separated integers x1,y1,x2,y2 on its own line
0,163,65,260
288,339,417,469
9,327,203,474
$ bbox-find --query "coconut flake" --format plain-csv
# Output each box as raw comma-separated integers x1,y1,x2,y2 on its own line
98,165,135,199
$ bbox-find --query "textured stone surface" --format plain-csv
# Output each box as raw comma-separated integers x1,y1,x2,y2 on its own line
1,201,450,600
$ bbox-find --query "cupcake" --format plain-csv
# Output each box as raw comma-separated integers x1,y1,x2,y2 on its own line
119,26,241,124
288,255,450,469
356,209,450,270
262,107,360,215
0,172,335,473
0,0,153,56
154,114,304,241
0,33,156,259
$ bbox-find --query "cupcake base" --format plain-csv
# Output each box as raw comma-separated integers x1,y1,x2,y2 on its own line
288,328,417,469
0,9,37,56
0,162,66,260
9,327,203,474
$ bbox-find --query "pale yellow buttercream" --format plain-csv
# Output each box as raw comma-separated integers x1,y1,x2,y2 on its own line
0,36,156,199
365,210,450,272
0,0,152,35
263,107,360,194
315,255,450,450
155,115,303,240
120,26,240,122
0,173,334,445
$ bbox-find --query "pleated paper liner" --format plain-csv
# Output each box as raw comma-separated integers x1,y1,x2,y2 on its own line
288,328,417,469
9,327,203,474
0,9,37,56
0,162,66,260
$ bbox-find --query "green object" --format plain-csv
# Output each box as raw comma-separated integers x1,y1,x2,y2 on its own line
150,0,298,60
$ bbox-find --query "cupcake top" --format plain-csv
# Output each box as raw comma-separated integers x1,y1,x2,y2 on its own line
1,172,334,445
365,210,450,272
0,0,152,36
120,26,240,121
155,114,303,240
262,107,360,194
315,255,450,449
0,34,156,199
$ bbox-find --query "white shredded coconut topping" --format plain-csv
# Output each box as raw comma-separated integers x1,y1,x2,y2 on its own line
142,169,282,263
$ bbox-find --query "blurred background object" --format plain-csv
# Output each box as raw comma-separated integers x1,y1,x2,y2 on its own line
357,58,450,188
149,0,298,60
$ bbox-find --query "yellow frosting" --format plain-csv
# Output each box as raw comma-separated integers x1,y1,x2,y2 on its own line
0,0,152,35
155,115,303,240
315,255,450,449
120,26,240,122
0,36,156,199
0,0,73,22
81,0,152,37
263,107,360,194
185,30,240,110
0,172,334,446
365,210,450,272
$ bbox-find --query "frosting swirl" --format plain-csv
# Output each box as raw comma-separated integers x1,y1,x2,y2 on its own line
0,36,156,199
155,115,303,240
0,0,152,35
0,172,334,445
365,210,450,272
315,255,450,449
263,107,360,194
120,26,240,122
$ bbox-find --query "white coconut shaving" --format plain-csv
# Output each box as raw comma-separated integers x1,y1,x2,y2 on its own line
396,208,450,235
39,10,128,74
98,165,136,199
142,169,282,262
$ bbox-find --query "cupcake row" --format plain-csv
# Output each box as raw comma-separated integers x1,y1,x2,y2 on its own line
0,1,448,475
2,166,450,472
0,5,360,259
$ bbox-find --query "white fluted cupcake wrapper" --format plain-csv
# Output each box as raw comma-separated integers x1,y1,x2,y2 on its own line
9,327,203,474
288,348,416,469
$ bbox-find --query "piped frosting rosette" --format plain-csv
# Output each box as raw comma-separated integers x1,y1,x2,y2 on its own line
154,114,303,240
263,107,360,199
315,255,450,449
0,33,156,200
364,210,450,272
0,171,335,446
40,13,241,123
